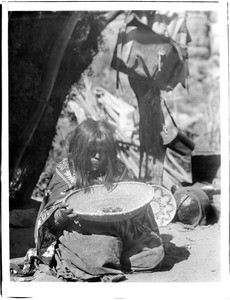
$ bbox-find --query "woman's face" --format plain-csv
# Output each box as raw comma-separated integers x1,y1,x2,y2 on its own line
88,145,108,173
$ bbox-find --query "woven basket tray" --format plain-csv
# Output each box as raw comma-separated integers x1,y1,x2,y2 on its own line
150,185,177,227
65,181,155,222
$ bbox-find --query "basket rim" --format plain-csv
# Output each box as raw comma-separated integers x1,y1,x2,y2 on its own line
64,181,155,221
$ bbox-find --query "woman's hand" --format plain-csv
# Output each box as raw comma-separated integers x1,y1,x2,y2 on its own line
54,202,79,226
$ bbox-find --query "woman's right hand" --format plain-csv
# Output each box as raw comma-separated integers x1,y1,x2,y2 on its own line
54,202,79,226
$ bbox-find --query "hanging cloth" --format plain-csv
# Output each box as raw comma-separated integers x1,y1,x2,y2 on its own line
111,11,190,92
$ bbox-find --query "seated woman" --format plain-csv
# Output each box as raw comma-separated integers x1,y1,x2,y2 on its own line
24,119,165,282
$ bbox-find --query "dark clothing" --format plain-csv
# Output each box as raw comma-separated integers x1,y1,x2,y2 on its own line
25,158,164,281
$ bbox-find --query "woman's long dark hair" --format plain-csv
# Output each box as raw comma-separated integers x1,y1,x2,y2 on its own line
68,119,118,189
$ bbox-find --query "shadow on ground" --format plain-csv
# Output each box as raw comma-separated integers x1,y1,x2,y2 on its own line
159,234,190,271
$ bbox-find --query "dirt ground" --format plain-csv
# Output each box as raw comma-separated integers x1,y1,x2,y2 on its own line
125,221,221,282
10,219,221,283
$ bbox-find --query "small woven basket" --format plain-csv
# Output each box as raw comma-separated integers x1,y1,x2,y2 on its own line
65,181,155,222
149,185,177,227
